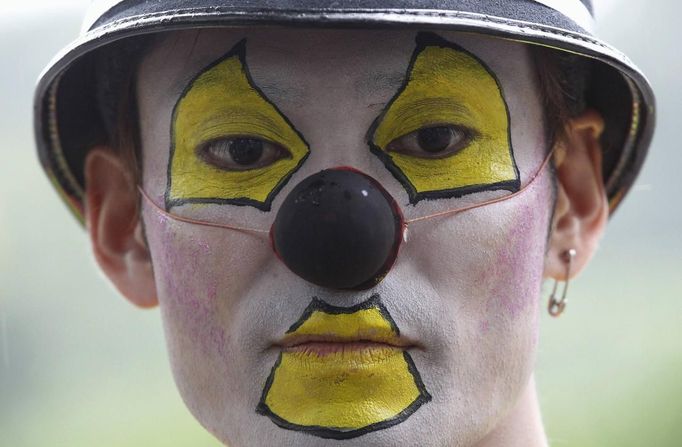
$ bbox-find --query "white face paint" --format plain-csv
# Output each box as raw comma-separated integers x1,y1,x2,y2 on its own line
137,28,552,446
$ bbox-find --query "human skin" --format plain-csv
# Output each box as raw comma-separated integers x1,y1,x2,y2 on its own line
84,28,609,446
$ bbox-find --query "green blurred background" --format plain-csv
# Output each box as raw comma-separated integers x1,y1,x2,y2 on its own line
1,1,680,446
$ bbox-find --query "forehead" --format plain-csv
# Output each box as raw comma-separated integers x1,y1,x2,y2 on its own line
139,27,536,110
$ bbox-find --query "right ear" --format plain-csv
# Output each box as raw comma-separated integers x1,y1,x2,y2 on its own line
84,147,158,308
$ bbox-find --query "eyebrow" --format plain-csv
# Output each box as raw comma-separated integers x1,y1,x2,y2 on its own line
389,97,474,121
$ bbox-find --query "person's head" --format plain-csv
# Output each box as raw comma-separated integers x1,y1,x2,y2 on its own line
34,2,655,446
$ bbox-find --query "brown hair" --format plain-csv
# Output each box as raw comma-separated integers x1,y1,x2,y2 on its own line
531,46,590,145
95,38,150,187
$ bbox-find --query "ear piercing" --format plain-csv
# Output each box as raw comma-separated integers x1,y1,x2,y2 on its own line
548,249,576,317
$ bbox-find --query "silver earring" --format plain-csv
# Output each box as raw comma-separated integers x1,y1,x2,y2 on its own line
548,249,576,317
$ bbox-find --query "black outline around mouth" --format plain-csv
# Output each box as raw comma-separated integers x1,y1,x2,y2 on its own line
256,294,432,440
285,294,400,335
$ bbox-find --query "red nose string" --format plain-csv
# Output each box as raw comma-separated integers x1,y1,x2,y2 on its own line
137,147,555,233
405,146,555,224
137,188,270,234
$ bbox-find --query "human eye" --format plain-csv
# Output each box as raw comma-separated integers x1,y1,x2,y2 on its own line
385,125,474,159
198,136,291,171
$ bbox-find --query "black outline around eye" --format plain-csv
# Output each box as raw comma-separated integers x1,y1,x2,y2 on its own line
367,32,520,205
165,39,310,212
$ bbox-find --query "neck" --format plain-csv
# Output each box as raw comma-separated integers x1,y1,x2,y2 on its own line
475,375,548,447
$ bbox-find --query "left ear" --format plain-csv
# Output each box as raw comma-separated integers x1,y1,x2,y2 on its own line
545,108,609,280
84,147,158,308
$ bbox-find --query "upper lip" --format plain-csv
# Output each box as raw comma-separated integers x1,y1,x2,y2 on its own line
278,333,416,349
270,295,422,351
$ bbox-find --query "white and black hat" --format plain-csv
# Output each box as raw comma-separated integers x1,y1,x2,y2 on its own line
34,0,655,222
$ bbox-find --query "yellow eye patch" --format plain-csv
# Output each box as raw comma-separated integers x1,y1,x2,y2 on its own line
166,39,309,211
370,33,519,203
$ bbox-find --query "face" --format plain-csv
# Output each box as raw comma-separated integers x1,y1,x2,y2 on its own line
136,28,553,446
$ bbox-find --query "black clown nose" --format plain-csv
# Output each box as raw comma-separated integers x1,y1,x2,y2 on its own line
271,168,404,290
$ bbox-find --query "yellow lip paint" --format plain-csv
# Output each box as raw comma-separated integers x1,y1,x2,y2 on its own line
257,296,431,439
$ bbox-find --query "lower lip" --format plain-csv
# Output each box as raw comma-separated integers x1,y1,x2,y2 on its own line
285,341,403,357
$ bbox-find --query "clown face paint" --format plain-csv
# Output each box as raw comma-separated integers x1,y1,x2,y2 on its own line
167,39,309,211
370,32,519,203
257,296,430,439
137,28,552,447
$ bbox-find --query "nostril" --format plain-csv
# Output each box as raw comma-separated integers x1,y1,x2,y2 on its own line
271,167,404,290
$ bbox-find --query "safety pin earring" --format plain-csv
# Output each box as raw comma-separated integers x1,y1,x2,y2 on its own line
548,249,577,317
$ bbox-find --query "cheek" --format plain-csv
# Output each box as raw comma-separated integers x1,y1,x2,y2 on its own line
144,211,271,361
401,175,552,355
483,201,548,324
378,182,551,443
408,192,549,307
149,214,227,358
